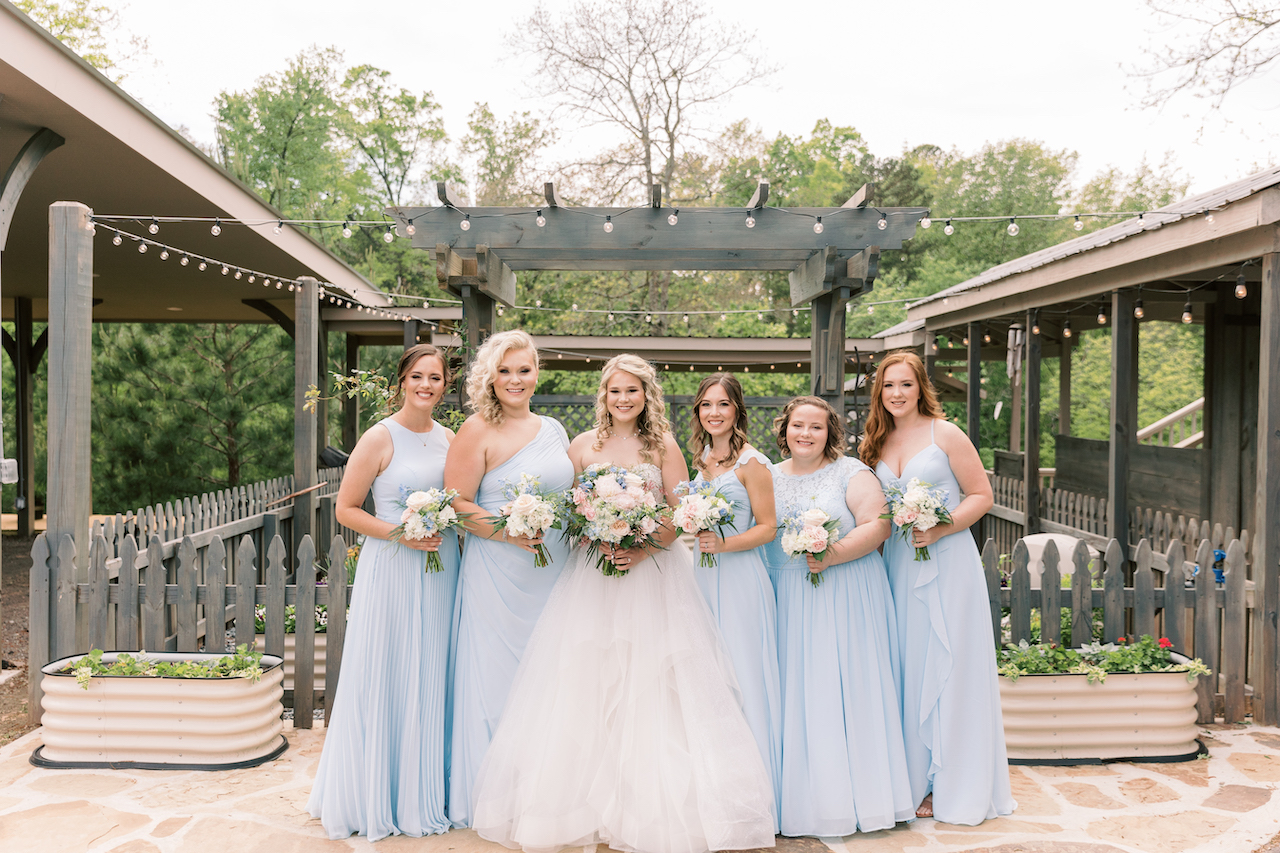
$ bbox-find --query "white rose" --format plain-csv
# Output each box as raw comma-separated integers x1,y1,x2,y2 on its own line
406,491,432,511
510,493,539,514
595,477,622,498
623,471,645,489
437,507,457,526
801,508,829,528
639,516,658,534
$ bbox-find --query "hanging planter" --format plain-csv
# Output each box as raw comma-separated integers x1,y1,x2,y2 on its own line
998,636,1207,764
33,648,286,770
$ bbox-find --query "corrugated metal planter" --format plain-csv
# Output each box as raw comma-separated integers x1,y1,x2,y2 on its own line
999,657,1201,764
33,652,287,770
255,633,326,692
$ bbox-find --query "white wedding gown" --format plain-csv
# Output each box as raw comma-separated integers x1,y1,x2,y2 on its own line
470,465,777,853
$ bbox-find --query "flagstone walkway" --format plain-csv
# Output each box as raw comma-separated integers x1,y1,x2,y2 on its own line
1,722,1278,853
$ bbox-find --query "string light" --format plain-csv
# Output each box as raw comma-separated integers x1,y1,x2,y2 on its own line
460,214,471,231
877,214,887,231
983,330,992,344
210,218,221,236
137,242,147,253
813,216,824,234
745,212,756,228
1096,305,1107,325
603,216,613,233
1134,296,1144,320
1073,215,1083,231
920,216,931,229
159,249,169,260
536,210,546,227
180,255,190,266
1182,300,1194,324
943,219,954,236
234,270,243,280
221,265,230,275
198,261,208,271
1007,218,1019,237
112,233,123,246
1236,274,1248,299
1062,319,1072,338
273,219,283,236
1205,211,1215,223
405,219,416,236
148,218,159,235
962,335,969,346
383,226,395,243
342,221,353,238
669,209,679,226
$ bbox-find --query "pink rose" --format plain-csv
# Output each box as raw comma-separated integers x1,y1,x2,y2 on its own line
609,518,632,539
639,517,658,534
584,506,597,520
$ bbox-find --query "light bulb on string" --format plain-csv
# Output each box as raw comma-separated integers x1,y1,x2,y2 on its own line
137,242,147,254
1205,211,1215,224
813,216,824,234
211,219,221,236
668,209,678,226
234,270,242,280
603,216,613,233
405,220,416,236
221,265,229,275
422,301,430,308
572,303,578,311
721,313,727,321
288,283,296,292
608,313,614,321
1097,306,1107,325
877,214,887,231
148,218,159,235
943,219,954,236
757,312,763,320
383,227,395,243
342,222,352,238
198,261,208,271
536,210,546,227
1031,312,1040,335
1182,301,1193,324
1134,297,1144,320
273,220,283,236
1007,218,1019,237
745,212,756,228
983,330,992,344
683,314,690,323
1073,215,1083,231
460,215,471,231
112,232,123,246
1062,319,1072,338
86,220,96,234
159,249,169,260
962,335,970,346
180,255,190,266
920,216,932,229
248,274,256,282
1236,274,1248,299
535,299,542,307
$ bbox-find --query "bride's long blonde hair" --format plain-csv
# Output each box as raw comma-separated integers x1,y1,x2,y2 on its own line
592,354,671,465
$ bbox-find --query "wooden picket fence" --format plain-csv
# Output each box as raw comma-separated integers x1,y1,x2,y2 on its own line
985,533,1253,723
28,523,350,729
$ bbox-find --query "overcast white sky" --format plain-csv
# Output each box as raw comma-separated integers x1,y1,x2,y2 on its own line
111,0,1278,199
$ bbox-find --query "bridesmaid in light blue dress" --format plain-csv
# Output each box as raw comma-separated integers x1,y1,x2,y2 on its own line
688,373,782,826
308,344,460,841
444,330,574,828
864,351,1015,826
763,396,914,836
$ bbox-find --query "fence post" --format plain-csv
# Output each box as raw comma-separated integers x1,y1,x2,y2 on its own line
27,534,51,725
1039,539,1062,645
1009,540,1031,644
1164,539,1186,654
1070,540,1093,645
295,277,320,558
982,539,1001,648
1133,539,1155,639
1193,538,1217,723
325,535,348,726
1223,539,1248,722
294,536,317,728
236,536,258,650
176,537,198,652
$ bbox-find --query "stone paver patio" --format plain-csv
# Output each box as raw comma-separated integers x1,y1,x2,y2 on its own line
1,722,1279,853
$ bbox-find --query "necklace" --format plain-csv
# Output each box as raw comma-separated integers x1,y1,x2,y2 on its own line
615,431,639,442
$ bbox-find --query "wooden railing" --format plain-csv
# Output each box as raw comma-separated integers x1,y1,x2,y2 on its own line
28,525,350,730
985,533,1254,723
1138,396,1204,448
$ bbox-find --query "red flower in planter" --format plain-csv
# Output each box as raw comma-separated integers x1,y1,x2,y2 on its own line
1159,637,1174,649
1116,636,1126,643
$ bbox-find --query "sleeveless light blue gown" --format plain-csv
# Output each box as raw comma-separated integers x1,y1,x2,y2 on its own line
764,455,914,836
307,418,460,841
875,420,1016,826
448,416,575,828
692,447,782,828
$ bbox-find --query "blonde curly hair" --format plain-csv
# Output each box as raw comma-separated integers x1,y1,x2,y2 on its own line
465,330,539,425
592,354,671,465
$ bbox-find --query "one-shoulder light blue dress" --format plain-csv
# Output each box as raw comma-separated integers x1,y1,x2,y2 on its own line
692,447,782,828
875,420,1015,826
764,455,914,836
307,417,460,841
448,416,575,828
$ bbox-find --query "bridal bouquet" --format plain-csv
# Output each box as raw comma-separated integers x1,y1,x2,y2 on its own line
673,480,735,568
392,486,464,573
563,463,668,577
491,473,563,567
881,477,953,562
780,506,842,587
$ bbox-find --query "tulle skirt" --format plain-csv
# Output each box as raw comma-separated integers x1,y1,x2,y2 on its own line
471,541,777,853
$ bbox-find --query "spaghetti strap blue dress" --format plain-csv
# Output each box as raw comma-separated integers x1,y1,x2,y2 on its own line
448,416,575,828
307,418,460,840
764,455,914,836
875,419,1016,826
692,447,782,828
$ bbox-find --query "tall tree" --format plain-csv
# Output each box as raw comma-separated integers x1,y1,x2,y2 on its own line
460,104,555,206
13,0,147,79
511,0,773,204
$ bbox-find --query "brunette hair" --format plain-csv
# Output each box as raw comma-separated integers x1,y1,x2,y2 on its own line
465,330,538,424
592,354,672,465
772,396,844,461
689,373,750,473
386,343,451,415
858,350,945,471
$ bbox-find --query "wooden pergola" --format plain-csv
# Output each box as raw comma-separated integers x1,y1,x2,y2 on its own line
390,182,928,408
904,166,1280,724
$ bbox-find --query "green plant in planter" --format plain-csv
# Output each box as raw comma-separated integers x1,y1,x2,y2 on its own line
254,603,330,633
998,634,1210,684
65,646,265,689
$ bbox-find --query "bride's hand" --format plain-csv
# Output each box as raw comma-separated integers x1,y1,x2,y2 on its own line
608,546,645,571
498,529,545,554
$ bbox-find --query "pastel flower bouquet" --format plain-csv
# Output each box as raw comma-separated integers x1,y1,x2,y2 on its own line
391,486,465,573
673,480,735,568
780,506,841,587
491,473,564,567
563,463,668,577
881,477,953,562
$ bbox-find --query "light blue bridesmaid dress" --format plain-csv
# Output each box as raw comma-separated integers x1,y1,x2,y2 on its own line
307,418,460,841
692,447,782,828
764,455,915,836
875,419,1016,826
448,415,575,828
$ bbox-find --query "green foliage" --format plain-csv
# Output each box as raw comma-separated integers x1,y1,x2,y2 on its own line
65,646,265,689
997,634,1210,684
14,0,147,80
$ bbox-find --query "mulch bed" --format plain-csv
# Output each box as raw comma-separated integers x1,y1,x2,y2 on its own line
1,534,34,747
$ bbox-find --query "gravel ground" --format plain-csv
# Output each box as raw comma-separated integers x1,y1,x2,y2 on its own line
0,533,34,748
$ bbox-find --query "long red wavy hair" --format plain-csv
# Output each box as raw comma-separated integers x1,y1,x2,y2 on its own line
858,351,945,471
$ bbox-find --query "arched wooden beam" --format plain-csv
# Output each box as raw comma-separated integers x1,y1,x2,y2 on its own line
0,127,65,250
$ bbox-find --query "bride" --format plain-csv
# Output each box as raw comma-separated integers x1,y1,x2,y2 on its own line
470,354,777,853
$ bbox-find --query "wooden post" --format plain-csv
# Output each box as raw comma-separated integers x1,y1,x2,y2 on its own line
1108,290,1137,560
460,284,496,352
316,319,329,453
1009,326,1022,453
343,334,359,451
1024,310,1042,535
403,318,422,350
1254,251,1280,725
295,277,319,557
47,201,93,652
1206,284,1245,529
808,286,850,411
967,321,981,448
13,297,38,537
1059,330,1072,436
